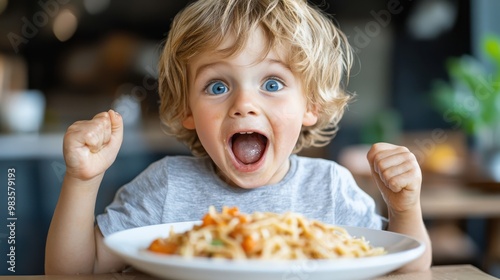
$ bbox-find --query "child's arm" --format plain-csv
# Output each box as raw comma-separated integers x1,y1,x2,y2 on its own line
45,110,126,274
367,143,432,272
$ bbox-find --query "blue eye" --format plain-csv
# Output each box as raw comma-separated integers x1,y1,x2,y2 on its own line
206,81,228,95
262,78,284,92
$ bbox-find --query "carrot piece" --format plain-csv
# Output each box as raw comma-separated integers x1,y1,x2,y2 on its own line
241,235,256,253
238,215,249,224
227,206,240,216
202,213,216,226
148,239,177,254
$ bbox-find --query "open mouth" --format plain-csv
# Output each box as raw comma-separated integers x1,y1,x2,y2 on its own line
230,132,268,165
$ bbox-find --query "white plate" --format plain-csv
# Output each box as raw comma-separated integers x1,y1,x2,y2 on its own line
104,221,425,280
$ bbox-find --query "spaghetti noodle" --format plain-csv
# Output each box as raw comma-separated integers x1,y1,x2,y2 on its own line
148,206,386,260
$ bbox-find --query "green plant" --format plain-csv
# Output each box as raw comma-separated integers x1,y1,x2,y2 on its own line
431,34,500,135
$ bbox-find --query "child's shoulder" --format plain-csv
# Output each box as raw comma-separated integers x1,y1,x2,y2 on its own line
150,155,212,169
293,154,343,169
132,155,216,187
292,154,355,180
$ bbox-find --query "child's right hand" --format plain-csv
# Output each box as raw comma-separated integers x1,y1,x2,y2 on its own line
63,110,123,181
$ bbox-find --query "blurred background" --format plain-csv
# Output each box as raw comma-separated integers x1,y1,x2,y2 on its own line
0,0,499,276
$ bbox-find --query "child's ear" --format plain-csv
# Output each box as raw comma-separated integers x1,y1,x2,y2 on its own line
182,112,196,130
302,105,318,127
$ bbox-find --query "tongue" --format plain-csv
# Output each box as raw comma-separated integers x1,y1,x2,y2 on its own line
232,133,267,164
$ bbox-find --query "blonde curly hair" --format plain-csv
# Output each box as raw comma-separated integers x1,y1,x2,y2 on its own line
158,0,354,156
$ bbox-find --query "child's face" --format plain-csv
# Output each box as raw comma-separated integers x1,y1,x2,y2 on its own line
183,27,317,188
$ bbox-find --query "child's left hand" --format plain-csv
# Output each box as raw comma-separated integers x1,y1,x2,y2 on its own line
367,143,422,213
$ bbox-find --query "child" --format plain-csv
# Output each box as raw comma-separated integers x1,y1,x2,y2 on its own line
45,0,431,274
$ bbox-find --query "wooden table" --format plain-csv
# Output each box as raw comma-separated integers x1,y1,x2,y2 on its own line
420,182,500,219
420,182,500,269
1,265,497,280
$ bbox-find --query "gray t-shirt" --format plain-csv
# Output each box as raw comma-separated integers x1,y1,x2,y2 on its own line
96,154,382,236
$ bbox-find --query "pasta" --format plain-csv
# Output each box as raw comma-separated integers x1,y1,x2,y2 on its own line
148,206,386,260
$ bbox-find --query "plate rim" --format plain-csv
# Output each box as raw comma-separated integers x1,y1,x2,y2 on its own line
104,220,425,273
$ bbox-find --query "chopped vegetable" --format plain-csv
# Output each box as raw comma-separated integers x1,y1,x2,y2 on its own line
241,235,256,253
148,239,178,254
211,239,225,246
202,213,216,227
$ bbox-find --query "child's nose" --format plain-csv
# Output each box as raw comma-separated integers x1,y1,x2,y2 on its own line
229,89,259,118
